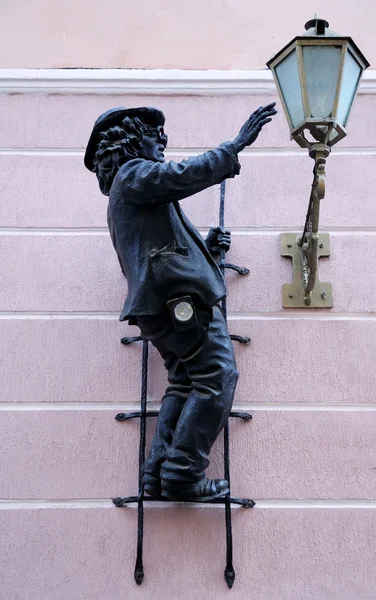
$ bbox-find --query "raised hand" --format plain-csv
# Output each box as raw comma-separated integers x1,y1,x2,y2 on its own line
233,103,277,152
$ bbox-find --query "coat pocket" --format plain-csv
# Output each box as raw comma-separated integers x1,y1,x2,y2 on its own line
149,240,189,259
149,240,190,293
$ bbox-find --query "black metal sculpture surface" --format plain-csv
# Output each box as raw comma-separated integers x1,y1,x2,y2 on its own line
85,104,276,588
84,103,276,584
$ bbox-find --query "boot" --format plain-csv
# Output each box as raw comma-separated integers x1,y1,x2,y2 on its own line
143,473,162,498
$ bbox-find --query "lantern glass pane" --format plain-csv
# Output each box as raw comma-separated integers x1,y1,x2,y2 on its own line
302,45,342,118
275,48,304,128
329,128,340,143
337,50,362,125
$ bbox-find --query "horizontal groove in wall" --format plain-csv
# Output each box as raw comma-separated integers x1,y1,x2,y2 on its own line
1,311,376,321
1,402,375,412
1,227,376,235
0,498,375,510
228,311,376,320
1,146,376,157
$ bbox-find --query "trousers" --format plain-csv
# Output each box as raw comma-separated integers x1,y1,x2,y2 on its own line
136,305,239,484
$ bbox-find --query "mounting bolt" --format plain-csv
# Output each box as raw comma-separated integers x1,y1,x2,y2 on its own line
288,293,294,298
287,244,292,248
319,243,324,248
321,292,326,299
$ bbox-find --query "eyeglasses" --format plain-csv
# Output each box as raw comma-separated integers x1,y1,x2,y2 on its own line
144,125,168,145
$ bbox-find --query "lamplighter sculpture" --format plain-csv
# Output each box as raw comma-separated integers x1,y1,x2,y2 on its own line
267,18,369,307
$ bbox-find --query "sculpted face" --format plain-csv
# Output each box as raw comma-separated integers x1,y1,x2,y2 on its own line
138,125,168,163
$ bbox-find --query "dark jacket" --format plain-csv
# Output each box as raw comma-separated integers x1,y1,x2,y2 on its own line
107,142,241,321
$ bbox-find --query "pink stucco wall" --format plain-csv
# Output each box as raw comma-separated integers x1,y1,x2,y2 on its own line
0,0,375,69
1,74,376,597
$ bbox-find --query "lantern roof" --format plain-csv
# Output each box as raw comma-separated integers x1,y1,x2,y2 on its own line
267,19,370,70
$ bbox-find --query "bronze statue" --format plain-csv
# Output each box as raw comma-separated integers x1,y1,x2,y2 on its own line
84,103,276,501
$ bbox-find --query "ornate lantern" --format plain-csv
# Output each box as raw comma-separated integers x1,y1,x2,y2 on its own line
267,18,369,308
267,18,369,150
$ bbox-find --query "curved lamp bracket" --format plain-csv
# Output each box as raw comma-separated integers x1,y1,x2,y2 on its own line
281,144,333,308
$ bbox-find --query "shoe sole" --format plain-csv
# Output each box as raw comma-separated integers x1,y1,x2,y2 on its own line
161,487,229,502
144,486,162,498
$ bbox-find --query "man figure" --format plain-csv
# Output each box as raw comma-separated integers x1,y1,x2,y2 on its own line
84,103,276,501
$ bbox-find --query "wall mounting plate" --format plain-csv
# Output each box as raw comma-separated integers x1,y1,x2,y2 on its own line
281,232,333,308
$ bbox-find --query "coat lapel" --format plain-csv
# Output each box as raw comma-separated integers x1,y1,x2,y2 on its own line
173,202,223,275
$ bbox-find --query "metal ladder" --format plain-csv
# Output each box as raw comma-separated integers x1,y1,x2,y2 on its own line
113,181,255,588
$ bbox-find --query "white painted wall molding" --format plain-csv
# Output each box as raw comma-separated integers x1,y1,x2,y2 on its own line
0,68,375,95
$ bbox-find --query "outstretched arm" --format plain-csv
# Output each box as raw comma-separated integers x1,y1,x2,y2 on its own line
119,103,277,205
119,142,240,204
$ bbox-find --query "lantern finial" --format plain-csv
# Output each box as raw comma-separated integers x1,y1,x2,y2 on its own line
304,18,330,35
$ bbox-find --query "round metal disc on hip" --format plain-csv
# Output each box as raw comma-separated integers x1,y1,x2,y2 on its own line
174,302,194,322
